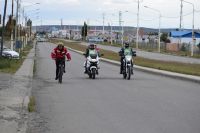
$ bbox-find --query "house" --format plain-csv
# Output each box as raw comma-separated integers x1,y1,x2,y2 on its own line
167,31,200,52
170,31,200,45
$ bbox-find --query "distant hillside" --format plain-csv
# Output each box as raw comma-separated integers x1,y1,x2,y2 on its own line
33,25,192,34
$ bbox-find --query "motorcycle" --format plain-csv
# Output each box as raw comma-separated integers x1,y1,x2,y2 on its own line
84,52,103,79
122,51,136,80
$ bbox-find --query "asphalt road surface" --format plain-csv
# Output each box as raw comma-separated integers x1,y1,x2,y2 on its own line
31,42,200,133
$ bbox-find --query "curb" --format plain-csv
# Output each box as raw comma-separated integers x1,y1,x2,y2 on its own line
67,47,200,83
21,43,35,111
18,42,36,133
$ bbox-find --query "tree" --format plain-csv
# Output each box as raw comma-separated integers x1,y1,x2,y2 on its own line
197,42,200,53
160,33,170,43
5,15,15,37
1,0,8,57
81,22,87,40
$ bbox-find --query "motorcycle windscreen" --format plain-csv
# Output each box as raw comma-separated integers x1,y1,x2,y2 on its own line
89,50,98,59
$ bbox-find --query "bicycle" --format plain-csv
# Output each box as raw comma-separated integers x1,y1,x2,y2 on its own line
57,59,69,84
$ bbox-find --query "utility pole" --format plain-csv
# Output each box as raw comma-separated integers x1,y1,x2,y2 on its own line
15,0,19,44
136,0,140,49
103,13,105,36
179,0,183,48
61,18,63,30
119,11,122,26
180,0,183,30
11,0,14,50
1,0,8,57
119,11,123,46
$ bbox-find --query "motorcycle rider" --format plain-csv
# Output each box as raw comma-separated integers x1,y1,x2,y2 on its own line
84,43,100,74
51,42,71,80
119,42,136,74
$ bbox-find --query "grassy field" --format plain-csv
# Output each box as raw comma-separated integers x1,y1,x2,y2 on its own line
50,39,200,76
0,44,33,74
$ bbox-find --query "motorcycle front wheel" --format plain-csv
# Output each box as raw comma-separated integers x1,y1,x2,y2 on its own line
127,66,131,80
92,69,96,79
123,71,127,79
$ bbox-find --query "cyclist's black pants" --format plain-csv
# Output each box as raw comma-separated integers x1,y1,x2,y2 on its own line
56,59,65,77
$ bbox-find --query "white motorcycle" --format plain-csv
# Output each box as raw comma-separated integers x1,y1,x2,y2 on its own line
122,51,136,80
84,51,103,79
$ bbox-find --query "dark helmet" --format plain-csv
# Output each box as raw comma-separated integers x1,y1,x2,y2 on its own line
89,43,95,50
124,42,130,48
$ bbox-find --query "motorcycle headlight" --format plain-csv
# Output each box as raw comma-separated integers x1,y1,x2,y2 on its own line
126,56,132,62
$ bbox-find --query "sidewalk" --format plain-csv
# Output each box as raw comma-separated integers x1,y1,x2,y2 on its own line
80,42,200,64
0,45,35,133
60,39,200,64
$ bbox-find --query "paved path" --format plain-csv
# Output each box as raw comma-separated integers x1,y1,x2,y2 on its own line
0,45,35,133
80,41,200,64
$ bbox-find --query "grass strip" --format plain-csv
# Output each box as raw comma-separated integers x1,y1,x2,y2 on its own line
28,96,36,112
0,44,33,74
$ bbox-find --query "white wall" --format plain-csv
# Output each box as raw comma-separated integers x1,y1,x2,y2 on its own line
170,37,200,45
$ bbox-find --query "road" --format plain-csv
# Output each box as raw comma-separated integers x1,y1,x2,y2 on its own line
30,42,200,133
76,40,200,64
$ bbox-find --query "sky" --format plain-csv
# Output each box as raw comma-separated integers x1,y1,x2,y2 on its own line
0,0,200,29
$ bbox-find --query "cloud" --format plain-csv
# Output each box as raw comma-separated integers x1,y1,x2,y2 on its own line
40,0,80,7
103,0,134,6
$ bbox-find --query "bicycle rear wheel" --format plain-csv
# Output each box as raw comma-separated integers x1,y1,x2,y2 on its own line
58,66,63,83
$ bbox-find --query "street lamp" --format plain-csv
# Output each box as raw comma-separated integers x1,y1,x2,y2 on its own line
144,6,161,53
94,19,101,36
21,3,40,46
119,10,128,47
102,13,115,45
135,0,143,49
182,0,195,57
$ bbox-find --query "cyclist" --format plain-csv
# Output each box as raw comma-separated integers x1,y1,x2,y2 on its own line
51,42,71,80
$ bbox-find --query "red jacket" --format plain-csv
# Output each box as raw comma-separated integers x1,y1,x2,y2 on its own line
51,47,71,60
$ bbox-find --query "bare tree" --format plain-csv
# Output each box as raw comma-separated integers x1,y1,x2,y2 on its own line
0,0,8,56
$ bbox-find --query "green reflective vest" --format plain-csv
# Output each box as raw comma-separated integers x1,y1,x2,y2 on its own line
89,49,97,55
124,48,132,56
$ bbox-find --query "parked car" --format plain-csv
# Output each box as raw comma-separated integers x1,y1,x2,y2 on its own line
2,49,19,59
37,37,47,42
87,36,104,43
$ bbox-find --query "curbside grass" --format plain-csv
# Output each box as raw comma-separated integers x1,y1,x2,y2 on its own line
0,44,33,74
28,96,36,112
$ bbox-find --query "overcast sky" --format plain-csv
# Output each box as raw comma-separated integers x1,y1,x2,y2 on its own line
1,0,200,29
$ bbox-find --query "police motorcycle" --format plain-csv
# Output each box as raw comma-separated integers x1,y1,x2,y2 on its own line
122,49,136,80
84,50,103,79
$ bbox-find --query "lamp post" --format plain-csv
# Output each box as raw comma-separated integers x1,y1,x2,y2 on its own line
15,0,20,45
144,6,161,53
119,10,128,47
94,19,101,36
22,3,40,47
108,14,115,45
135,0,143,49
183,0,195,56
